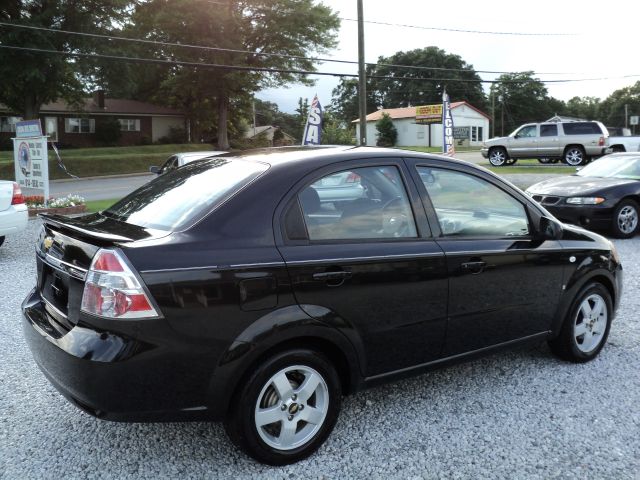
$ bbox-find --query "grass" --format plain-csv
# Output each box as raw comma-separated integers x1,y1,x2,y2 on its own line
0,143,224,180
85,198,119,213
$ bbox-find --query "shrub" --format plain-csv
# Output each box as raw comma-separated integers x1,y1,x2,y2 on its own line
95,118,122,146
375,112,398,147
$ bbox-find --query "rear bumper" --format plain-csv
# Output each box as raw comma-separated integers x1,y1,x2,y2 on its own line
0,204,28,236
22,288,219,421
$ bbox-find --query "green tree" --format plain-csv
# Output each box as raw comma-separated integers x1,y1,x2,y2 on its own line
0,0,132,119
130,0,339,149
321,109,354,145
373,47,487,110
330,74,379,124
565,96,601,121
599,82,640,128
375,112,397,147
490,72,565,135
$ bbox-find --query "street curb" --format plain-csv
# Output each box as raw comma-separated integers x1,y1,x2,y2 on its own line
51,172,154,183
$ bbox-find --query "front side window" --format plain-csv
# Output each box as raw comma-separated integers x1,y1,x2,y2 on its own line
417,167,530,237
65,118,95,133
515,125,537,138
298,166,418,240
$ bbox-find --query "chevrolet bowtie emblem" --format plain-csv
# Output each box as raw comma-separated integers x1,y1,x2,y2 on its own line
43,236,54,250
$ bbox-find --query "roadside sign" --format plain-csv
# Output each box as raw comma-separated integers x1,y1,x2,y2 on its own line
416,104,442,124
630,116,639,126
13,120,49,203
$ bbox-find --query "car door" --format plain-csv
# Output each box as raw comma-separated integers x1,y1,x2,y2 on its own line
276,159,449,377
537,124,561,158
406,159,566,356
508,124,539,158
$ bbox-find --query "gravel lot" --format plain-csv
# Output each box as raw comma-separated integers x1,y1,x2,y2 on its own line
1,220,638,479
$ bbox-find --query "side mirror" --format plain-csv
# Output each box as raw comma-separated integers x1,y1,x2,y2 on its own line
538,215,562,240
149,165,160,174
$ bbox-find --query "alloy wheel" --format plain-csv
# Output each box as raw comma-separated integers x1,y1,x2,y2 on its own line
573,293,608,353
565,148,584,166
617,205,638,235
254,365,329,450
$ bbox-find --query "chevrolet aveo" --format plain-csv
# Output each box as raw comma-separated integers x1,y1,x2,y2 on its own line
23,147,623,465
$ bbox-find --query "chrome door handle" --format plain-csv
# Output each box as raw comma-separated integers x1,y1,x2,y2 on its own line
461,261,487,274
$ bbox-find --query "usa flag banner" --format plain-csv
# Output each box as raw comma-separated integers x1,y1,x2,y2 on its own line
302,95,323,145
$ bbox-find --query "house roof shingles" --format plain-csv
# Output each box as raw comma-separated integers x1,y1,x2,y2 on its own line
1,98,183,116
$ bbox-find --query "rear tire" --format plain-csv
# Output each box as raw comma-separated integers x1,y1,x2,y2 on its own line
549,283,612,363
0,236,4,248
564,146,586,166
224,349,342,465
611,199,639,238
488,147,508,166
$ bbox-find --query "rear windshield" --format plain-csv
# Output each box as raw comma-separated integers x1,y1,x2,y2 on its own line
562,122,603,135
103,158,268,231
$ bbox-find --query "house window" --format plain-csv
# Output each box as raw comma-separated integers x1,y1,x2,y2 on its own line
471,126,484,142
0,116,21,132
65,118,95,133
119,119,141,132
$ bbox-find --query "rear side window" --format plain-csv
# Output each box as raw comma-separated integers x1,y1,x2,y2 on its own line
298,166,418,240
562,122,603,135
540,124,558,137
104,158,268,231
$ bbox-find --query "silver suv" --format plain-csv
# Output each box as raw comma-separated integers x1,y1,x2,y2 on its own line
481,121,611,166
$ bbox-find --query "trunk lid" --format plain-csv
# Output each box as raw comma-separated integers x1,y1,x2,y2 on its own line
36,213,168,333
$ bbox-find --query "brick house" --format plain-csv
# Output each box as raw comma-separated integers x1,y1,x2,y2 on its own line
0,91,187,148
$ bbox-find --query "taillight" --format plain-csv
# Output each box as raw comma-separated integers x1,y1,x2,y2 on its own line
81,249,159,319
11,182,25,205
598,137,605,146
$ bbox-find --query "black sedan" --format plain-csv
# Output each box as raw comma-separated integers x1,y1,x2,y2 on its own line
22,147,622,465
526,153,640,238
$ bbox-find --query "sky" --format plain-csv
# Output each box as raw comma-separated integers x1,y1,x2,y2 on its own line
258,0,640,114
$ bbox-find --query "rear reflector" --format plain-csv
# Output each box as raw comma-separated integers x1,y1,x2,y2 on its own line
81,249,159,319
11,182,25,205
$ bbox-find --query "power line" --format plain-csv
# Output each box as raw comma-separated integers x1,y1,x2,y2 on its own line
2,44,639,85
0,21,584,76
340,18,576,36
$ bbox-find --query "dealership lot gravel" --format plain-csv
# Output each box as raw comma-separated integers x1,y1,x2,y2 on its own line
1,220,638,479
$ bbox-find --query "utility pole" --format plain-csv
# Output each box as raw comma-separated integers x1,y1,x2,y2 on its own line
252,99,257,137
625,104,629,129
499,95,504,137
491,91,495,138
357,0,367,146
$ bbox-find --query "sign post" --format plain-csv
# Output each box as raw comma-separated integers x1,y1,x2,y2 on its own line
13,120,49,205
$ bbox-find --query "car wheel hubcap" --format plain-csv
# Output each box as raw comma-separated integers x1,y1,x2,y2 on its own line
490,151,505,165
617,205,638,234
254,365,329,451
566,150,583,165
574,294,607,353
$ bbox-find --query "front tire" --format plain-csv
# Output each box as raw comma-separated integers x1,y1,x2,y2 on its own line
0,236,4,248
488,147,508,166
564,146,586,166
224,349,342,465
549,283,612,362
611,199,639,238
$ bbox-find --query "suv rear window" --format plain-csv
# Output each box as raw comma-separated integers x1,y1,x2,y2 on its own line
562,122,603,135
103,158,268,231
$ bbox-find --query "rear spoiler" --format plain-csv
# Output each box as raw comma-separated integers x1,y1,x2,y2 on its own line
39,213,140,243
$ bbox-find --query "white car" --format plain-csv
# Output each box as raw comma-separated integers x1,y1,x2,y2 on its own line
0,181,28,248
149,151,227,175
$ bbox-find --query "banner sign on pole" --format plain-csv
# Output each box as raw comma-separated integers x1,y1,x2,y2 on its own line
13,120,49,203
302,95,323,145
415,104,442,124
442,91,455,156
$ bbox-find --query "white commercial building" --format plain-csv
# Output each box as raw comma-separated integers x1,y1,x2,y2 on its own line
354,102,490,148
